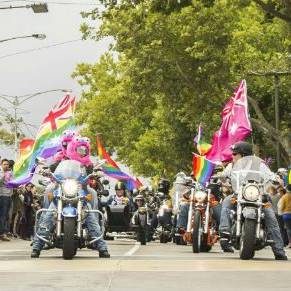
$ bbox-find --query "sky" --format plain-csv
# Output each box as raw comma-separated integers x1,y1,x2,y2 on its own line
0,0,111,158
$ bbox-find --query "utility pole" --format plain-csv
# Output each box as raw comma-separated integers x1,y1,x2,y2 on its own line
248,70,291,168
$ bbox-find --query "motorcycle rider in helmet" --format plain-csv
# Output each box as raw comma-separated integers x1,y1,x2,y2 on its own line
31,136,110,258
107,181,135,211
218,141,287,260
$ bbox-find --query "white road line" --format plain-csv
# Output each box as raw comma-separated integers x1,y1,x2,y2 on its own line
0,249,28,253
123,241,140,257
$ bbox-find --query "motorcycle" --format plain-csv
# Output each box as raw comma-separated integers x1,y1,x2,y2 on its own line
156,192,173,243
228,156,274,260
35,159,105,260
184,181,219,253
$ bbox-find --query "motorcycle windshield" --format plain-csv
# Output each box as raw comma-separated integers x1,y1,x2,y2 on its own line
172,183,190,211
54,160,85,180
231,156,264,191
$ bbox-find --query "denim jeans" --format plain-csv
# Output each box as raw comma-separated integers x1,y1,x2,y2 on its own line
32,201,107,252
284,219,291,242
219,195,285,256
0,196,11,235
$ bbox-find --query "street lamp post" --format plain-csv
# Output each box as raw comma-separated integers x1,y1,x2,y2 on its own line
0,89,72,159
248,70,291,168
0,34,46,43
0,3,48,13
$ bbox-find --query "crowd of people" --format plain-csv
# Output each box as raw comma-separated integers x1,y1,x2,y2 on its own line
0,159,42,242
0,134,290,262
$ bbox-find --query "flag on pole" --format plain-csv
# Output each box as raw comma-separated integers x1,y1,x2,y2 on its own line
206,80,252,162
7,95,76,188
19,139,35,156
96,136,143,190
194,125,212,156
192,153,216,185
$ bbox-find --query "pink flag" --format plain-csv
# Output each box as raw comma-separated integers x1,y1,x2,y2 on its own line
206,80,252,162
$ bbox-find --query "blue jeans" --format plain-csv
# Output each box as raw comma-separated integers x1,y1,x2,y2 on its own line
177,202,221,229
32,201,107,252
219,195,285,256
0,196,11,235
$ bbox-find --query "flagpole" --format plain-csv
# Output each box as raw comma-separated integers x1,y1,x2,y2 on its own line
0,89,71,160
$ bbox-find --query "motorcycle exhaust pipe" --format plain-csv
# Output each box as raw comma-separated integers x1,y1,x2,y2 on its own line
186,188,194,233
236,203,242,237
204,189,211,234
77,200,82,237
56,199,62,237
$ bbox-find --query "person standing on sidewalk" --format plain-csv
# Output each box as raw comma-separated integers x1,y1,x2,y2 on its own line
0,159,14,241
278,184,291,248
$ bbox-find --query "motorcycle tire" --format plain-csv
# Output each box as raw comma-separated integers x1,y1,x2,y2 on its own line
175,236,186,245
239,219,256,260
192,210,202,253
160,232,168,244
200,233,212,252
63,217,76,260
138,227,147,245
137,213,147,245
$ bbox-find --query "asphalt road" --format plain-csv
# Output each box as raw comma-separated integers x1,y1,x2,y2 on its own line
0,238,290,291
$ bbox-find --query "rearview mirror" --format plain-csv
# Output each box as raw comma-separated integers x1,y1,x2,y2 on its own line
102,179,109,185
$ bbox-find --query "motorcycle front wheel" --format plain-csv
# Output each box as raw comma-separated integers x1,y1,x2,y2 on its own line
137,213,147,245
63,217,76,260
239,219,256,260
192,210,202,253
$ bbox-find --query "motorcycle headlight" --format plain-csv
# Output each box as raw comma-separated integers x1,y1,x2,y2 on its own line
62,179,79,198
194,191,207,202
243,185,260,201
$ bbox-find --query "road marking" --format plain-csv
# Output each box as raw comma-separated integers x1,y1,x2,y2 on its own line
123,241,140,256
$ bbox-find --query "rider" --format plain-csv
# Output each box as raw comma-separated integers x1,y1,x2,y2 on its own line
176,174,222,232
107,181,135,211
218,141,287,260
31,136,110,258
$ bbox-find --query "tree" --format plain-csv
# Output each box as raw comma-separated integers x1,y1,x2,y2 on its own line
74,0,290,178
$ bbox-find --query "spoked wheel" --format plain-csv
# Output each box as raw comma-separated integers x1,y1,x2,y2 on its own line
192,210,203,253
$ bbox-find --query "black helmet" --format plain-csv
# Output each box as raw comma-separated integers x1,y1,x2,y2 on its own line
231,141,253,157
158,179,170,194
115,181,126,191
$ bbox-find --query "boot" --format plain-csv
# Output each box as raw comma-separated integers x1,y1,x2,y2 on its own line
220,231,234,253
31,249,40,258
275,254,288,260
0,234,11,241
99,250,110,258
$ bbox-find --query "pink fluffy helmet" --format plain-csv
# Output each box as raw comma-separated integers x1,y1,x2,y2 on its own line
54,130,77,161
66,136,92,167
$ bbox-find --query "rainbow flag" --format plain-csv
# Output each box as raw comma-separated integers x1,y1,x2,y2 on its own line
97,136,143,190
7,95,76,188
192,153,216,185
194,125,212,156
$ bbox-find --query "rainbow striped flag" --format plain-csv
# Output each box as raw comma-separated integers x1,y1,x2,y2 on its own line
7,95,76,188
194,125,212,156
192,153,216,185
96,136,143,190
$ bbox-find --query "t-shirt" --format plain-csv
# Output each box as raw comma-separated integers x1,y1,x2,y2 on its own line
0,169,13,197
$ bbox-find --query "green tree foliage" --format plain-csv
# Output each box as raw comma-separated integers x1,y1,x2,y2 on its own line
74,0,291,178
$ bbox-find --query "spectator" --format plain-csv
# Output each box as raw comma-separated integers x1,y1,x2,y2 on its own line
278,185,291,248
0,159,14,241
19,183,35,240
